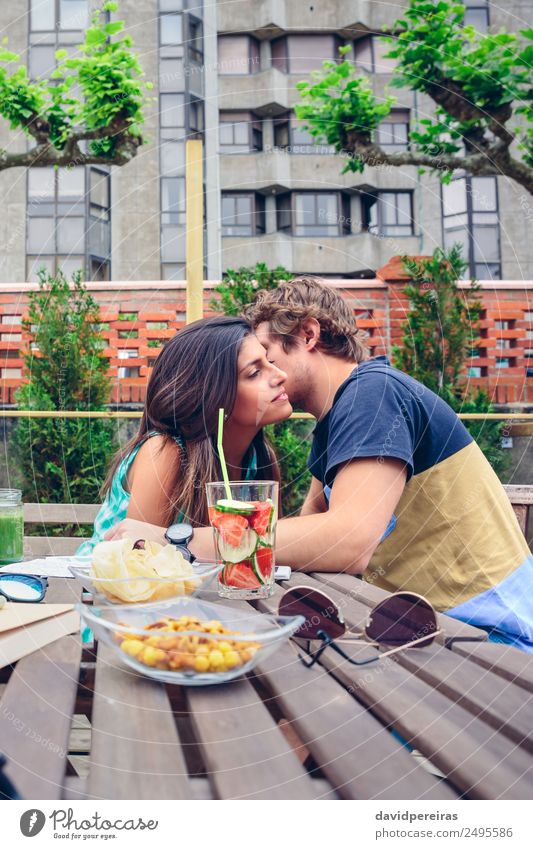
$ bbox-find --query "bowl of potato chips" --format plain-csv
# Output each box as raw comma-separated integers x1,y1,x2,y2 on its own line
69,538,221,604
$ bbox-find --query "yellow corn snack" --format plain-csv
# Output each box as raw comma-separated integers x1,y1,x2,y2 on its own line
117,615,261,675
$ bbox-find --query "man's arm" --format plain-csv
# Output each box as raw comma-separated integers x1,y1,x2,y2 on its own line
274,456,406,574
299,475,328,516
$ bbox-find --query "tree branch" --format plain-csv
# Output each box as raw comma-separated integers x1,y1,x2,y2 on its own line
0,135,140,171
343,132,533,193
0,110,142,172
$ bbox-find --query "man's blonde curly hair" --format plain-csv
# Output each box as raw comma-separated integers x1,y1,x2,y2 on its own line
244,276,370,363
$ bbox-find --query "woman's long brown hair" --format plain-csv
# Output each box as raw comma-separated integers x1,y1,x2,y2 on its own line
103,316,279,527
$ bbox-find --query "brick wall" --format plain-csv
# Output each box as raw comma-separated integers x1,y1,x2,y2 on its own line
1,260,532,407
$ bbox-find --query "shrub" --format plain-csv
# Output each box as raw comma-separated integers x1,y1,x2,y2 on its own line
12,269,117,506
392,247,509,477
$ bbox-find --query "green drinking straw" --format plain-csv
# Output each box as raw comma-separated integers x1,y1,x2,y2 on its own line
217,407,232,501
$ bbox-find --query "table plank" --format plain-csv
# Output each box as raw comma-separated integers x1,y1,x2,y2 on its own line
450,641,533,692
252,630,458,800
187,677,320,800
396,647,533,753
88,644,193,800
310,572,488,644
0,634,81,800
313,642,533,799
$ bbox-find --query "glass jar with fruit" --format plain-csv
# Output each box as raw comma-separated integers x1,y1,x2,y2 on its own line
206,481,277,599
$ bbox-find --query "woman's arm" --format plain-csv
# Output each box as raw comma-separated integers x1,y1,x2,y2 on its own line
125,435,182,526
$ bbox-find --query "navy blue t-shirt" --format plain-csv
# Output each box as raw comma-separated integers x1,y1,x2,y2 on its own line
307,356,472,489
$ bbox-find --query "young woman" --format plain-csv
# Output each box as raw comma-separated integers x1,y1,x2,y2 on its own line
77,315,292,554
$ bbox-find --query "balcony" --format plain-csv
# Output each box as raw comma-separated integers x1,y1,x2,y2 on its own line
217,68,289,114
220,231,421,276
216,1,385,38
219,149,360,193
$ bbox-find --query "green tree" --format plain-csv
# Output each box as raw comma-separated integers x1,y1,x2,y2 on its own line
211,263,312,515
296,0,533,192
392,247,509,476
210,263,293,316
12,269,117,505
0,1,149,171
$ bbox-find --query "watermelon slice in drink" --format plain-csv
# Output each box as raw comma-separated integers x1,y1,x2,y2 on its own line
251,546,273,584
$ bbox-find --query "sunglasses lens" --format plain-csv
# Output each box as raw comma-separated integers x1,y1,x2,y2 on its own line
0,574,44,602
366,592,437,647
279,587,345,639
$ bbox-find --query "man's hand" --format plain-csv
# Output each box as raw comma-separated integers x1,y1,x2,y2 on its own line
104,519,166,545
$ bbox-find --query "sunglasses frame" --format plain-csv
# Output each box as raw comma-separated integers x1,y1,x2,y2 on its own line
0,573,48,604
280,585,442,668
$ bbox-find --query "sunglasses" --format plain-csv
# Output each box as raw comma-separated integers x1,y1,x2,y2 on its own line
0,573,48,604
278,586,442,667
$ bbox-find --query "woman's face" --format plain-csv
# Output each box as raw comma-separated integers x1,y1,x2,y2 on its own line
229,334,293,428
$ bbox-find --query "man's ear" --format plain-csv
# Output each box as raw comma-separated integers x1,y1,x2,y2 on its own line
300,318,321,352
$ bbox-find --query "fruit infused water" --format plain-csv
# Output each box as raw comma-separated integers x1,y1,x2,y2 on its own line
206,481,278,600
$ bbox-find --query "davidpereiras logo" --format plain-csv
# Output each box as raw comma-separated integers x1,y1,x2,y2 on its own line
20,809,46,837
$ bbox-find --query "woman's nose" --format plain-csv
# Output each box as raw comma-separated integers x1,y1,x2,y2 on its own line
272,364,287,383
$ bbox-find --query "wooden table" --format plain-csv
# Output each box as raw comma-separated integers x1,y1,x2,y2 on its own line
1,572,533,800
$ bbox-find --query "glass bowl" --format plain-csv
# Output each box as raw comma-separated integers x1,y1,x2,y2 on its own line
78,596,304,686
68,559,222,604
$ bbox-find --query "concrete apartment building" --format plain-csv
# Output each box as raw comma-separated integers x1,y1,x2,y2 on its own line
0,0,532,285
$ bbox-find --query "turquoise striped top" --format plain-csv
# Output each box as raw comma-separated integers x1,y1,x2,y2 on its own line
77,432,258,555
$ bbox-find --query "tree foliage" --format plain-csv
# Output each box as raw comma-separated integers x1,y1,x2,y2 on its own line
0,1,149,171
392,247,509,477
12,270,117,504
296,0,533,192
210,263,293,316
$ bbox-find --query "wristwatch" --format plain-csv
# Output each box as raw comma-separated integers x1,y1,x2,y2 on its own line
164,522,196,563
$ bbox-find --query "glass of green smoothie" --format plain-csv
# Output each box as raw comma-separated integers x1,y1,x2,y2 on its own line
0,489,24,565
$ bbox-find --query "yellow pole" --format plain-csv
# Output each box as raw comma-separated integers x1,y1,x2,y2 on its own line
185,138,204,323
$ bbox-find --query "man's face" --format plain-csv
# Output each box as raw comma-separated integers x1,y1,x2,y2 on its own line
255,321,311,409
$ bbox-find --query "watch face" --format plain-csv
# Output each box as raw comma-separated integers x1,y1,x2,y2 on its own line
166,522,193,545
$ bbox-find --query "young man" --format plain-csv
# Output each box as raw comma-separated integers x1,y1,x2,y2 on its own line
107,277,533,650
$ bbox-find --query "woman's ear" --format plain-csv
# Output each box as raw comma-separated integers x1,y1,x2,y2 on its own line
300,318,321,352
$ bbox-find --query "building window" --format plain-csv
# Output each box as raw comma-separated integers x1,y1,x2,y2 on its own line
189,98,204,136
188,16,203,64
276,192,351,236
362,192,414,236
221,193,266,237
441,175,501,278
27,166,111,281
464,1,490,32
160,93,185,128
160,12,183,45
376,110,410,151
273,113,333,153
218,35,260,75
270,35,340,74
30,0,89,32
353,36,396,74
220,112,263,153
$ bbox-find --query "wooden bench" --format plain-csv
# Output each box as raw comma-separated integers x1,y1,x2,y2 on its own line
23,486,532,558
503,484,533,538
23,503,99,557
